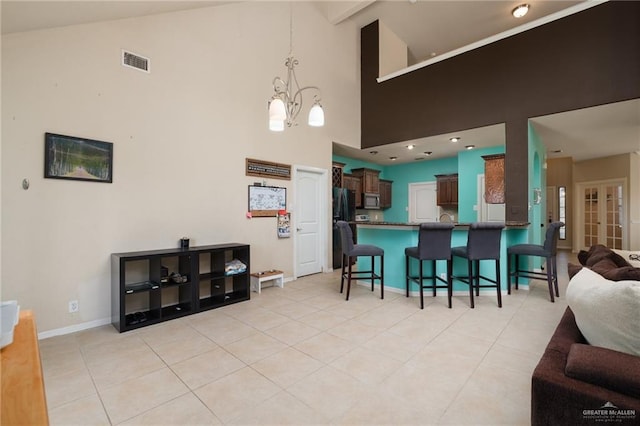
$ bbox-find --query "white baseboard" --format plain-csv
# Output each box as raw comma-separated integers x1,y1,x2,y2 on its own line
38,317,112,340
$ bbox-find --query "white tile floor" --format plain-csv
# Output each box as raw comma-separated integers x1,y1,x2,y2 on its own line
41,251,575,425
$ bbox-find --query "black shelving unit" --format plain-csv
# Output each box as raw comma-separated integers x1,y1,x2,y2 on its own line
111,243,250,332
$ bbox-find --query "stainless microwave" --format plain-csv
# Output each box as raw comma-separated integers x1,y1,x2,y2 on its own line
363,193,380,209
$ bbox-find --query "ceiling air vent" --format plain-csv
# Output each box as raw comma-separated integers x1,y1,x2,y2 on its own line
122,50,150,73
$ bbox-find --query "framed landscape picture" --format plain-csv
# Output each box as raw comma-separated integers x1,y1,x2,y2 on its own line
44,133,113,183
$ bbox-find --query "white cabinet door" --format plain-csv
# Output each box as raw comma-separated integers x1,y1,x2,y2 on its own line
409,182,438,223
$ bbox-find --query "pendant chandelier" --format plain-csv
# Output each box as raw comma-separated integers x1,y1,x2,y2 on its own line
268,4,324,132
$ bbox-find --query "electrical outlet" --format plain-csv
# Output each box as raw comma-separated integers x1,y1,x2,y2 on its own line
68,300,79,313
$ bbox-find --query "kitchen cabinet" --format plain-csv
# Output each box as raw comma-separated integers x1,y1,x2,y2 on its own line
379,179,393,209
343,173,362,208
435,174,458,206
351,168,380,194
482,154,505,204
332,161,345,188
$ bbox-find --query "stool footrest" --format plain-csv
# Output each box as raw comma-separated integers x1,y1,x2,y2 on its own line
511,270,549,281
407,275,449,287
454,274,499,286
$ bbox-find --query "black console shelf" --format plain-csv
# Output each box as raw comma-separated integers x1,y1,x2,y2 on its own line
111,243,250,332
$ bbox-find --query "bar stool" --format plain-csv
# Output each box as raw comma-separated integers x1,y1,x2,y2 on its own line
507,221,564,302
452,222,505,308
405,222,454,309
336,221,384,301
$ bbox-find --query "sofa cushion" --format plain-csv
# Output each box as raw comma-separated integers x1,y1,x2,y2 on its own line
578,244,630,268
573,244,640,281
592,259,640,281
600,265,640,281
614,249,640,268
566,343,640,398
566,267,640,356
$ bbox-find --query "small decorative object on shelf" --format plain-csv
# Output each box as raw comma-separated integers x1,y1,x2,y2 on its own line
124,281,159,294
180,237,189,249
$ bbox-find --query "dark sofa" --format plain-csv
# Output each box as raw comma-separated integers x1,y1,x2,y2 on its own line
531,307,640,425
531,244,640,425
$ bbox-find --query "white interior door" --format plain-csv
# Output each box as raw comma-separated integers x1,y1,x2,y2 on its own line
294,166,327,277
408,182,438,222
577,180,625,250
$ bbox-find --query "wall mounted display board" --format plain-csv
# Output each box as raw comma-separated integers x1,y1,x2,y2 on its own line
248,185,286,217
246,158,291,180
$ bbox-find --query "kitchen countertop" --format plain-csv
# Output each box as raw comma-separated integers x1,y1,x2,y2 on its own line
354,221,530,228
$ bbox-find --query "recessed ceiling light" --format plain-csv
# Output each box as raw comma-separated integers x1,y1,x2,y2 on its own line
369,150,378,155
406,144,415,150
512,4,530,18
424,151,432,156
389,156,398,161
465,145,475,150
450,137,461,143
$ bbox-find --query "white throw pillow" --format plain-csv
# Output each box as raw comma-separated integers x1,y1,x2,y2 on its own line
613,249,640,268
566,267,640,357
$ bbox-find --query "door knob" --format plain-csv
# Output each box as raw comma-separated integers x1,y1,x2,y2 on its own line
296,227,302,231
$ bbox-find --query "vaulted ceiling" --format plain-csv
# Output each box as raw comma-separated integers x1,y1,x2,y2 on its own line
3,0,638,164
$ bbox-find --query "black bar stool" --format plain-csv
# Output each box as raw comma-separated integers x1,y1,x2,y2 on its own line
507,221,564,302
452,222,505,308
336,221,384,301
405,222,454,309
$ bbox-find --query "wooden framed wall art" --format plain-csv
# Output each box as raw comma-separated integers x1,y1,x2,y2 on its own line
45,133,113,183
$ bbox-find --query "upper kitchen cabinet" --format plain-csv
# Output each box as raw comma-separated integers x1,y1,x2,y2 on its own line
332,161,345,188
482,154,505,204
351,168,380,194
343,173,362,208
379,179,393,209
435,174,458,206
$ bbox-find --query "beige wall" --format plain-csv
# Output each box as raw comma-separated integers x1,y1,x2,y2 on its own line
573,153,630,183
378,21,407,77
1,3,360,333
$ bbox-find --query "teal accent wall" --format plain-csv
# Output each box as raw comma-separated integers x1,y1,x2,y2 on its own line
357,226,529,293
383,156,457,222
528,123,547,245
457,145,505,223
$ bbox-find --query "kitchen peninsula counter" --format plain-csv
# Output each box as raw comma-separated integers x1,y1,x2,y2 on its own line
355,221,529,228
352,222,530,299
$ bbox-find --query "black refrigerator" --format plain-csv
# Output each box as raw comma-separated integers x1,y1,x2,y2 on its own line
332,187,356,269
